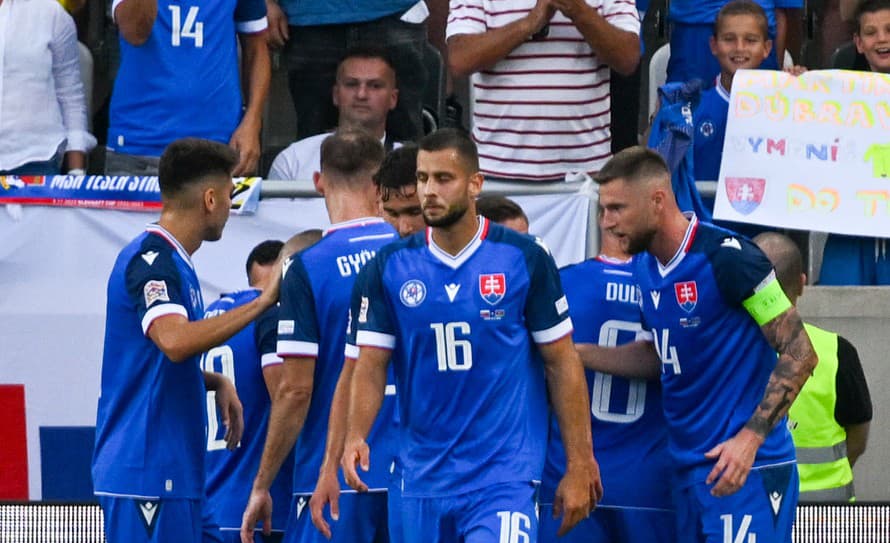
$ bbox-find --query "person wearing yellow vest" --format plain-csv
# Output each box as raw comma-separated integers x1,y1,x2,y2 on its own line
754,232,873,502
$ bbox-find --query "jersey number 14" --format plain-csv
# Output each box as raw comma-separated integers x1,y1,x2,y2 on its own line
169,6,204,48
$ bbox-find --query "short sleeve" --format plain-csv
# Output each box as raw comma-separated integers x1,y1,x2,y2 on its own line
344,270,368,360
711,236,790,325
255,305,282,367
446,0,487,39
268,146,298,181
235,0,267,33
524,243,573,344
354,256,397,351
600,0,642,35
277,256,320,357
125,248,188,335
835,335,873,426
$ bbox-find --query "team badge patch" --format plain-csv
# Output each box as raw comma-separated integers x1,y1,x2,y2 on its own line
479,273,506,305
725,177,766,215
400,279,427,307
143,280,170,307
699,120,715,138
674,281,698,313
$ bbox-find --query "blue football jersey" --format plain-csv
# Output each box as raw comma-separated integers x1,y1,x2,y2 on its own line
203,291,292,532
277,217,399,494
355,218,571,498
93,224,207,499
541,256,671,510
634,215,795,487
693,81,729,183
669,0,802,33
108,0,266,156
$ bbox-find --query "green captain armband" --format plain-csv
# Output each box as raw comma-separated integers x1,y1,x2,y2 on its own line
742,272,793,326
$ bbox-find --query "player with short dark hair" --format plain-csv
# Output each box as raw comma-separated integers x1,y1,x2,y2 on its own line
204,239,295,543
241,130,399,543
476,195,529,234
583,145,817,543
341,128,602,543
374,144,424,239
93,138,281,543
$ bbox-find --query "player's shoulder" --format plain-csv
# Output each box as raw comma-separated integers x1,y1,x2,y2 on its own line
377,229,425,261
122,230,180,274
692,221,762,261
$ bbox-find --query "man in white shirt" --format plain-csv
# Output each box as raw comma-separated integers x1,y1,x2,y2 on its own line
268,45,399,181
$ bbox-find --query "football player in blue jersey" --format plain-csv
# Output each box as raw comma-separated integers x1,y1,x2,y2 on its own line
309,144,426,542
341,128,602,543
92,138,281,543
241,130,400,543
205,238,322,543
538,219,675,543
582,146,817,543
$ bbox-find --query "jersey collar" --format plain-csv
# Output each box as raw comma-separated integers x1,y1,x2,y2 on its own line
715,76,730,103
656,212,698,278
426,216,490,270
595,254,632,265
323,216,385,236
146,223,194,270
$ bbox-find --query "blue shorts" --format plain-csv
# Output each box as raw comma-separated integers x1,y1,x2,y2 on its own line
284,492,389,543
538,505,676,543
674,463,798,543
388,469,403,543
667,23,778,84
401,482,538,543
99,495,208,543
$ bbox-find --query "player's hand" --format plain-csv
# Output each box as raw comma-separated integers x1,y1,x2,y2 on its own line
783,64,808,77
552,458,602,536
214,377,244,450
310,469,341,539
550,0,590,22
241,488,273,542
526,0,556,35
265,0,289,49
340,437,370,492
705,427,763,497
229,119,261,176
257,255,283,308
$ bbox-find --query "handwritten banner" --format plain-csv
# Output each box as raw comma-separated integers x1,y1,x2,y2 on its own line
0,175,262,214
714,69,890,237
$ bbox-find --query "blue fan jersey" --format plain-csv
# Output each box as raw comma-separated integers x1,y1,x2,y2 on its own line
355,218,571,498
277,218,399,494
634,215,795,487
693,81,729,183
541,256,671,510
203,291,293,533
93,224,207,499
108,0,266,156
669,0,802,34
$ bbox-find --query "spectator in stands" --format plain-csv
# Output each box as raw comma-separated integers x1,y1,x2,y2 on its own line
374,144,425,238
269,46,399,181
0,0,96,175
754,232,872,502
265,0,426,142
476,195,529,234
666,0,798,84
446,0,640,182
105,0,270,176
819,0,890,285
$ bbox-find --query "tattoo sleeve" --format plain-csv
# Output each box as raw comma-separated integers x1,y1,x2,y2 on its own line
745,306,818,438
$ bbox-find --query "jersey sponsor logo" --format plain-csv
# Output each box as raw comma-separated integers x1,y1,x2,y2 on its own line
296,496,307,519
445,283,461,302
400,279,427,307
650,290,661,309
479,309,505,321
725,177,765,215
141,250,159,266
721,237,742,250
699,119,715,138
679,316,701,328
479,273,506,305
136,500,161,537
143,280,170,307
674,281,698,312
278,320,295,335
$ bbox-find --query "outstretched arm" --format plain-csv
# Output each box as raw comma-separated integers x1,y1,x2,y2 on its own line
574,340,661,379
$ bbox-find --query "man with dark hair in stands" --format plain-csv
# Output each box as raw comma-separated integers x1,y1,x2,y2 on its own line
204,239,295,543
93,138,281,543
270,46,400,181
107,0,270,176
476,195,529,234
374,144,425,238
446,0,640,182
754,232,872,503
264,0,427,142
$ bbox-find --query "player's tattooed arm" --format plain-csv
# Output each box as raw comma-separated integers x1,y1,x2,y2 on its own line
746,306,818,437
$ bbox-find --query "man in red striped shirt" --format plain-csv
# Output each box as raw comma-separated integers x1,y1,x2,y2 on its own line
446,0,641,182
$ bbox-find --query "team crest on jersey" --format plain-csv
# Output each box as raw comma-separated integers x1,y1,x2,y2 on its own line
725,177,765,215
699,120,715,138
143,280,169,307
674,281,698,312
479,273,506,305
400,279,427,307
